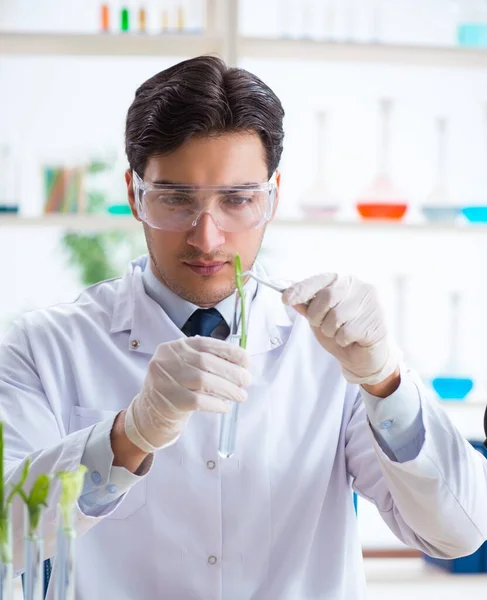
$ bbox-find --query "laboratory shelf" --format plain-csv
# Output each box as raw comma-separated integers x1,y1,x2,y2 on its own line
0,32,223,57
3,213,487,233
240,37,487,69
2,33,487,69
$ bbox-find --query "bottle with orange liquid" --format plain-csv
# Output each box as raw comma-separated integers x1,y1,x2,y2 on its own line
100,4,110,33
356,98,408,221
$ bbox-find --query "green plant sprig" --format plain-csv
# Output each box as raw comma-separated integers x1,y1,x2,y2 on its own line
8,458,51,539
56,465,88,532
234,254,247,350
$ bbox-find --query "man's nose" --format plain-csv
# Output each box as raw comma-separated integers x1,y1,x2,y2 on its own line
186,211,226,254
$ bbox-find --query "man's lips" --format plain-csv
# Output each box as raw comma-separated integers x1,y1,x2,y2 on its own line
184,261,228,275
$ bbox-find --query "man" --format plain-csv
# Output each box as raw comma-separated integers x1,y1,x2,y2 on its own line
1,56,486,600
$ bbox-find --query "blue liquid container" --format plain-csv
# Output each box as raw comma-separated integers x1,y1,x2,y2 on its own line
0,204,19,213
462,206,487,223
422,206,461,223
432,376,473,400
458,23,487,47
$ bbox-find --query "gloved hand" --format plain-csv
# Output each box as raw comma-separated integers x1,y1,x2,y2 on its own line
125,336,251,453
282,273,400,386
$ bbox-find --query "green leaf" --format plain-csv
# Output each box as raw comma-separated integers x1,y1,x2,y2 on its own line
26,474,51,537
6,458,31,505
28,474,50,507
18,459,31,489
87,161,110,174
7,484,28,506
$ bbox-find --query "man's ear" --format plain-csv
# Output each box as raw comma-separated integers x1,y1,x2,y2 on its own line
270,170,281,221
125,169,142,222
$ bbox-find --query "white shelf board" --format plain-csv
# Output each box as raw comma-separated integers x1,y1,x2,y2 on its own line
240,37,487,69
2,213,487,233
2,33,487,69
0,32,223,57
0,214,141,231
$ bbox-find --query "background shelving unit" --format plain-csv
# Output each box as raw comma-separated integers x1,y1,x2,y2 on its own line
2,213,487,233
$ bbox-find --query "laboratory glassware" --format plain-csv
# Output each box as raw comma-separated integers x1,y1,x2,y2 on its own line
218,289,253,458
23,507,44,600
422,117,462,223
0,502,13,600
54,506,76,600
462,103,487,223
356,98,408,221
0,147,19,214
100,4,110,33
300,110,339,219
431,291,473,400
457,0,487,47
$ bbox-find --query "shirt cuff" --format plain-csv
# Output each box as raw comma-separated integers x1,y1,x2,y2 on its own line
360,368,425,462
79,416,153,516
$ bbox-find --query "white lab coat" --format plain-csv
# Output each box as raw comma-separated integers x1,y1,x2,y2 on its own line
1,256,487,600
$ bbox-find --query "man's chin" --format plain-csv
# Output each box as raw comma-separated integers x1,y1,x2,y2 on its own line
178,280,236,307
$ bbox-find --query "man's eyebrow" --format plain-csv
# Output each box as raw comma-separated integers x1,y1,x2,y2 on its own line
149,180,262,187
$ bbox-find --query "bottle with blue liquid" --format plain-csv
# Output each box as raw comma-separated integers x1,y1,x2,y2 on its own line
457,0,487,47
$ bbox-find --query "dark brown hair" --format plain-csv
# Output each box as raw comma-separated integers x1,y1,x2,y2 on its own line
125,55,285,178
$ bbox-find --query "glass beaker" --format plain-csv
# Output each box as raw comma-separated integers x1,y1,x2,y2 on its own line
422,117,462,224
300,110,340,220
462,103,487,223
218,288,253,459
457,0,487,47
356,98,408,221
431,291,474,400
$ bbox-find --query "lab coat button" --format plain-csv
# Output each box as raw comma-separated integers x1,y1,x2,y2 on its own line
130,339,140,349
107,484,118,494
91,471,102,485
206,460,216,470
379,419,394,430
270,337,280,346
208,556,218,565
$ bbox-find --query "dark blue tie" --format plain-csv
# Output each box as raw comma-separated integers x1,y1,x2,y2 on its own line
187,308,224,337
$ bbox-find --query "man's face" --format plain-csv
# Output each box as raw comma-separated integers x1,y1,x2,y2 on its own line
126,132,280,307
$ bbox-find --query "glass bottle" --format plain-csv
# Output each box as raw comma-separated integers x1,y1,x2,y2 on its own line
356,98,408,221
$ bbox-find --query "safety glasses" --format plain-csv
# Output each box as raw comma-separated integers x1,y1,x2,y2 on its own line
132,171,277,233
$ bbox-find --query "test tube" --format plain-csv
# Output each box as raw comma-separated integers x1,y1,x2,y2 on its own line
177,2,185,31
120,7,130,32
138,6,147,33
100,4,110,33
54,507,75,600
23,507,44,600
218,289,252,459
0,503,13,600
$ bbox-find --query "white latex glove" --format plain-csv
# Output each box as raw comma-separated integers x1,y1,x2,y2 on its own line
282,273,400,385
125,336,251,453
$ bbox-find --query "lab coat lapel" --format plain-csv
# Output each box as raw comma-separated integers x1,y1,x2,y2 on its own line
110,256,295,358
110,257,185,356
245,281,295,355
